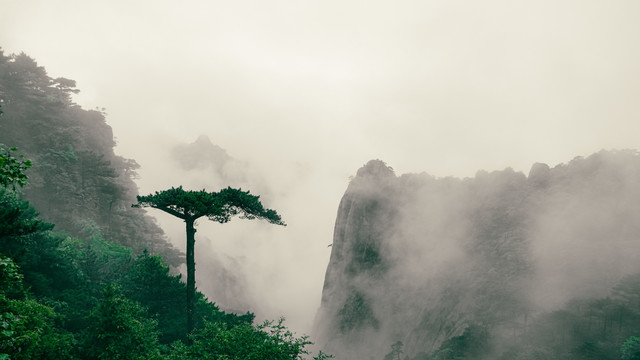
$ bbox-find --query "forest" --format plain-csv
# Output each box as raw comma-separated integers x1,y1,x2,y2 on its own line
0,49,330,359
4,48,640,360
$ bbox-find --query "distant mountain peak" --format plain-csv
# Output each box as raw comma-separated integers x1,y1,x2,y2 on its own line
194,134,213,145
355,159,395,179
173,135,231,171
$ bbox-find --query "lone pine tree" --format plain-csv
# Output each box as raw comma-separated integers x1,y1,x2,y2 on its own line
133,186,285,337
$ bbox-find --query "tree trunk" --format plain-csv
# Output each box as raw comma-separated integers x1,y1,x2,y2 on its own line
186,218,196,341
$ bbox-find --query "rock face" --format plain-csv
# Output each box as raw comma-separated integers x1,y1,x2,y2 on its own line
314,160,397,357
313,151,640,359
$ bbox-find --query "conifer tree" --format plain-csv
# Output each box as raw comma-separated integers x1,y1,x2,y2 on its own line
134,186,284,337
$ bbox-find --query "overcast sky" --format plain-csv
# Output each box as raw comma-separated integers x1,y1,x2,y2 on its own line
2,0,640,335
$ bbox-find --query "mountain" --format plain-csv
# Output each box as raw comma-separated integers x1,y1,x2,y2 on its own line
173,135,232,174
313,152,640,359
0,49,181,264
0,49,329,360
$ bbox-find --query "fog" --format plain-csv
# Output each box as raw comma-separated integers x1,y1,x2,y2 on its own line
136,135,335,332
3,0,640,337
315,153,640,358
528,152,640,310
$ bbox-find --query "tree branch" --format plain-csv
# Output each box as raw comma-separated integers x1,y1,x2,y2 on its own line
152,205,187,220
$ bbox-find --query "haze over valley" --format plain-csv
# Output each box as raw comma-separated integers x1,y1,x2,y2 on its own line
2,1,640,359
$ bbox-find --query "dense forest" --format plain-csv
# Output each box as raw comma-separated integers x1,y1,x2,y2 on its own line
0,49,180,264
0,49,330,359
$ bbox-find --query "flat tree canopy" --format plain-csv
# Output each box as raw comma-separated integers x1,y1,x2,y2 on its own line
133,186,285,338
135,186,284,225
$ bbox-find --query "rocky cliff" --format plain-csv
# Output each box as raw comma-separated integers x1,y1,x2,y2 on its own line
313,151,640,359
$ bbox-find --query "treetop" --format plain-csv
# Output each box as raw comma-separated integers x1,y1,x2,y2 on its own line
133,186,285,225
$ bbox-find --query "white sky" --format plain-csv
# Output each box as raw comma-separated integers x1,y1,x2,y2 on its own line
2,0,640,335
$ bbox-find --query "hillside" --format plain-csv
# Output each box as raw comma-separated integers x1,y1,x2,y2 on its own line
314,154,640,359
0,49,180,263
0,49,329,359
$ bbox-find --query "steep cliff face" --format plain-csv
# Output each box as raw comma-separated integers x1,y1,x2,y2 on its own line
314,160,397,356
314,151,640,359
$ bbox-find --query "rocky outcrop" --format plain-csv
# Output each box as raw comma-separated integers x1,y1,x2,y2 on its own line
314,160,396,356
313,151,640,359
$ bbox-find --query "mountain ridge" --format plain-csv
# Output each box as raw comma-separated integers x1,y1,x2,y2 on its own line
314,151,640,359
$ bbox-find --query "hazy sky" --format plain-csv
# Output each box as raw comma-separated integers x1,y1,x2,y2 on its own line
2,0,640,335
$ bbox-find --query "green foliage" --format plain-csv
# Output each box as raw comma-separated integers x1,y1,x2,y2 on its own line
0,50,180,263
0,164,325,359
0,256,74,360
135,186,285,225
573,341,613,360
0,146,32,189
0,297,74,360
134,185,285,337
82,284,163,360
169,318,323,360
0,188,53,250
621,336,640,360
121,252,188,343
0,49,330,360
121,252,253,344
0,188,125,298
0,255,23,297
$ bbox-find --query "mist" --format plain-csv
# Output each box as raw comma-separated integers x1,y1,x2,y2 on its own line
3,0,640,349
138,135,338,333
314,152,640,358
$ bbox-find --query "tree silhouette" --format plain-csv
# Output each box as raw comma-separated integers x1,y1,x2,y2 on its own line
133,186,284,337
384,341,403,360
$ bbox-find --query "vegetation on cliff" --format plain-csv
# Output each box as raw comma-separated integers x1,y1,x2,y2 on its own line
316,156,640,360
0,49,329,360
0,48,179,263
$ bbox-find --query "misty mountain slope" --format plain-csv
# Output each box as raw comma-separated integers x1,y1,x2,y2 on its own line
173,135,232,175
0,49,181,263
313,151,640,359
